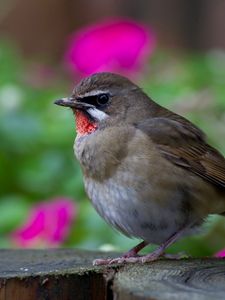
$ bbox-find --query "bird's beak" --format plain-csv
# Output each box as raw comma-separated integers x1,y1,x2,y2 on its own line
54,97,94,109
54,97,78,108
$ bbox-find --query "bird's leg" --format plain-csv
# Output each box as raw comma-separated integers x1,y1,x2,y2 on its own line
93,240,148,266
140,227,188,263
123,240,148,257
109,229,185,264
93,227,188,265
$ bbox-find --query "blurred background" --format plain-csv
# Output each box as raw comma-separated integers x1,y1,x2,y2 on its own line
0,0,225,257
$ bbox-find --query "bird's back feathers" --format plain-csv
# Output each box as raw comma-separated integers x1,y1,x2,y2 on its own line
137,115,225,189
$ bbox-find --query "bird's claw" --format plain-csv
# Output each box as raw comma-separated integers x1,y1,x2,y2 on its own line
93,256,141,265
93,251,189,266
93,254,160,265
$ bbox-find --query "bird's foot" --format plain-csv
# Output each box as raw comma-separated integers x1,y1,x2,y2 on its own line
139,249,163,263
93,233,189,265
93,245,164,265
93,252,162,265
93,251,188,265
93,248,163,265
93,240,147,265
93,255,141,265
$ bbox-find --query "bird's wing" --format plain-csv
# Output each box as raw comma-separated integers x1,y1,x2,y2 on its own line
137,117,225,189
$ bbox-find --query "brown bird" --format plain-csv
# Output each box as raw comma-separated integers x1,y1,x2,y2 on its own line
55,72,225,265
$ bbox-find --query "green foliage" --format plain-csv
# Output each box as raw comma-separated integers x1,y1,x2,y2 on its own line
0,41,225,256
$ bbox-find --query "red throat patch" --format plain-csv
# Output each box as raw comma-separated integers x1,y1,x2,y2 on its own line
74,110,97,136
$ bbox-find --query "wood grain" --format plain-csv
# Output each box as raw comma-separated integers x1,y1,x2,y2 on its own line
0,250,224,300
113,258,225,300
0,249,116,300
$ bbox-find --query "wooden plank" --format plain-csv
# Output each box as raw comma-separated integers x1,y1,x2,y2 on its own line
0,250,224,300
113,258,225,300
0,249,116,300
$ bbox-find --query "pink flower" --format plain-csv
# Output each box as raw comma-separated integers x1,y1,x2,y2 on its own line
12,198,76,248
64,18,156,78
215,249,225,258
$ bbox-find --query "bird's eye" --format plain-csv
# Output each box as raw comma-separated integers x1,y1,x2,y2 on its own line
96,94,109,106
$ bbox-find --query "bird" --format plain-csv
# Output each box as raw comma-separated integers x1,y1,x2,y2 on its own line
54,72,225,265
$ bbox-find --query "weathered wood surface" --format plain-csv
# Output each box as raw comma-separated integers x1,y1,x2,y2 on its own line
0,249,225,300
113,259,225,300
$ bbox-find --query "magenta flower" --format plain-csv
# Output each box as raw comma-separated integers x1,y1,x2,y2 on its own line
215,249,225,258
12,198,76,248
64,18,156,78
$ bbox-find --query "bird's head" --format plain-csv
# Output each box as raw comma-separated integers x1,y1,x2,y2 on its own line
54,72,155,136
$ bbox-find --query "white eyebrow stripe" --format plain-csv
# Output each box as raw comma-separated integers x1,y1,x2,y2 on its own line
87,107,108,121
80,90,109,98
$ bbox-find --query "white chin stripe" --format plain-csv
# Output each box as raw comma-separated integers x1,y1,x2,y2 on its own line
87,108,108,121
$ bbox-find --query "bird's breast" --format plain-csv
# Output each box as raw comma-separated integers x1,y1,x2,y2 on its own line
83,164,196,244
74,126,134,181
